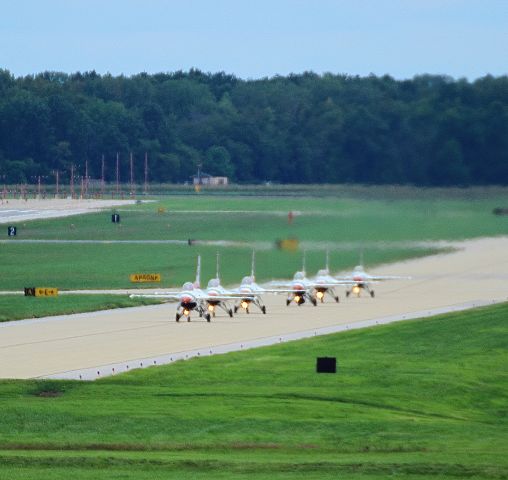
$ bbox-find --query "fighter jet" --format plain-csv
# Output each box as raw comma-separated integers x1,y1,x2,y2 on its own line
232,251,294,314
336,256,411,298
130,256,243,322
310,251,352,303
269,252,346,306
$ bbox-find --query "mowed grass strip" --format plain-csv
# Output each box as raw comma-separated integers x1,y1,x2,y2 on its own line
0,243,436,292
0,303,506,478
0,295,162,322
9,193,508,242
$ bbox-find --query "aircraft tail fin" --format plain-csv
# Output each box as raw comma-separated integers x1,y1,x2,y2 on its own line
216,252,220,281
195,255,201,288
251,250,256,281
325,249,330,272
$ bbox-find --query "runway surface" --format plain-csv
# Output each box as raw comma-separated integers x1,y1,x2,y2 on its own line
0,198,140,223
0,236,507,380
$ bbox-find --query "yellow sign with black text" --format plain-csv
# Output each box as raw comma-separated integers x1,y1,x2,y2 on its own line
35,287,58,297
129,273,161,283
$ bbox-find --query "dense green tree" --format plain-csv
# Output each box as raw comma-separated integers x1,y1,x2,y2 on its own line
0,70,507,185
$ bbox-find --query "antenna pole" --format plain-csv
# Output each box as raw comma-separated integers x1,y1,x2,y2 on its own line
70,164,74,199
326,249,330,272
101,154,105,197
216,252,220,280
144,152,148,194
129,152,134,196
85,159,89,197
116,152,119,196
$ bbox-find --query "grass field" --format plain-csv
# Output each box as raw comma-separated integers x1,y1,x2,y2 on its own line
0,302,506,478
0,295,161,322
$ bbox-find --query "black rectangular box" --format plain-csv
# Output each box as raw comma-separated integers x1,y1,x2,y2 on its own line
316,357,336,373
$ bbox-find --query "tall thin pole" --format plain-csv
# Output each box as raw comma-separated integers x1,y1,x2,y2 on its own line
37,175,41,197
55,170,59,197
70,164,75,199
116,152,119,196
130,152,134,196
101,154,105,197
84,159,89,197
144,152,148,194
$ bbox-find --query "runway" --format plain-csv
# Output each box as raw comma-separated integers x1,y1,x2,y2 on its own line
0,198,141,223
0,236,507,380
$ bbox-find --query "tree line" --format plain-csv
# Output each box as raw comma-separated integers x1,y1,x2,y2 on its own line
0,68,507,186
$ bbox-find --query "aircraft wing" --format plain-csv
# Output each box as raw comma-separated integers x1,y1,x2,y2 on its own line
129,293,181,300
260,288,295,294
197,293,255,301
367,275,411,281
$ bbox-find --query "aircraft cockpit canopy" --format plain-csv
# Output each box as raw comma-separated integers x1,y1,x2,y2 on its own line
293,271,305,280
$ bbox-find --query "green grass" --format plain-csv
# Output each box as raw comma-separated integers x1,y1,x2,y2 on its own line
0,302,506,478
0,295,162,322
10,193,508,242
0,243,437,291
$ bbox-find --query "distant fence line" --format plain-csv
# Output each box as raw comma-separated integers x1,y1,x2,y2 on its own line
1,183,508,200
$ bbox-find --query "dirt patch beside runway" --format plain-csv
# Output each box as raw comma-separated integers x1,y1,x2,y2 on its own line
0,236,506,379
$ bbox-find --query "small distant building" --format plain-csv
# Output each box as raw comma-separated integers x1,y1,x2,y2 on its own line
191,172,229,186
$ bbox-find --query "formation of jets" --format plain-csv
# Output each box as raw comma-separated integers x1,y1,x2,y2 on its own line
130,251,411,322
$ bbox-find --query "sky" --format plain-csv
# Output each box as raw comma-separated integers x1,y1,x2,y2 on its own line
1,0,507,80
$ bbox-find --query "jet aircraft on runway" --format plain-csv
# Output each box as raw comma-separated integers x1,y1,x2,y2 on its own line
130,256,245,322
336,260,411,298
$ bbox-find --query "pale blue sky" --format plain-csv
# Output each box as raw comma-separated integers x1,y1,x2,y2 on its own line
1,0,507,79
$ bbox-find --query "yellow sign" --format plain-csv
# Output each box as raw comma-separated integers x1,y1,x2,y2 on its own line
35,287,58,297
129,273,161,283
276,239,299,252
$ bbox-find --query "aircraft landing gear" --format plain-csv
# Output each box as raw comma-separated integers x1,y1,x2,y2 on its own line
370,290,375,298
234,306,239,313
311,297,317,306
335,296,340,303
286,299,291,306
187,316,191,322
261,305,267,314
205,313,211,322
228,309,233,318
176,313,181,322
346,291,350,298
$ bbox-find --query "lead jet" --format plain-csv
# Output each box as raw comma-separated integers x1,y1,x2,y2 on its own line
130,256,243,322
335,259,411,298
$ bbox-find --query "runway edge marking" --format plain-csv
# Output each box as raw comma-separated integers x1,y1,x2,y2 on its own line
39,298,504,381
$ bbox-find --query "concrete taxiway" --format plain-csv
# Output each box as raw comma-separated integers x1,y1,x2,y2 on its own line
0,236,507,380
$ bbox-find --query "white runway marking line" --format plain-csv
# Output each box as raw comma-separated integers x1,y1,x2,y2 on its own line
40,299,502,381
